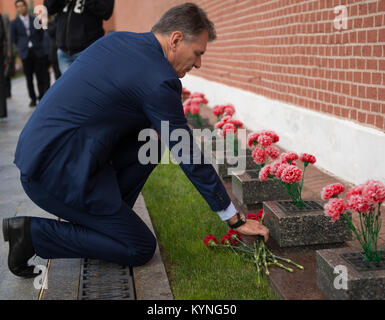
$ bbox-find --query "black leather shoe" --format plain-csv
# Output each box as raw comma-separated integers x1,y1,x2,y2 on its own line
2,217,41,278
29,100,36,107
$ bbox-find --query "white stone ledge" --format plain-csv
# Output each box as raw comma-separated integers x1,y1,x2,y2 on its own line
182,74,385,186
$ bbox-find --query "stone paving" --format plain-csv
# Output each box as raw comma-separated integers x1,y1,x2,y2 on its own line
0,76,50,300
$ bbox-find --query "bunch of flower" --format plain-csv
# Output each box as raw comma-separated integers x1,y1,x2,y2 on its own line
322,180,385,262
181,87,191,102
259,151,317,207
183,92,209,127
212,104,236,121
246,130,281,176
203,210,303,285
214,115,244,156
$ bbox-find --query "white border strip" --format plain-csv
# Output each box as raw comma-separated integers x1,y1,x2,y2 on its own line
182,74,385,186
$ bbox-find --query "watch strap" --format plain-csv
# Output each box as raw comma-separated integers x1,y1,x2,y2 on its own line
227,212,246,229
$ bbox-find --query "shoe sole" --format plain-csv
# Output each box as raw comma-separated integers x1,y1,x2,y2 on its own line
2,218,9,242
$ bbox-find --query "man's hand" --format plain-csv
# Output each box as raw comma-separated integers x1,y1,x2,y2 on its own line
235,219,269,243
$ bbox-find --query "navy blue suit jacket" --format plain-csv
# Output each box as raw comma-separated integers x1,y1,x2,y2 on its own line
10,15,45,60
14,32,231,216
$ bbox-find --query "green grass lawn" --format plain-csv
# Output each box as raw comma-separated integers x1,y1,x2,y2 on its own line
142,156,278,300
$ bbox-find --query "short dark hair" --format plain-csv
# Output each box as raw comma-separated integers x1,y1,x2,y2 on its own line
15,0,27,6
151,3,216,42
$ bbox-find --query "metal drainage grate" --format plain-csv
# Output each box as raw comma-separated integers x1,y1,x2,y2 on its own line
341,251,385,273
276,200,324,214
78,258,136,300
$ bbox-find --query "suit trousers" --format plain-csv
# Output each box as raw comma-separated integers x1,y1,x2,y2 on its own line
0,50,7,118
22,49,46,102
23,143,161,267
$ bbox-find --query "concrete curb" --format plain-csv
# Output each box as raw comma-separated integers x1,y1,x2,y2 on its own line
132,193,174,300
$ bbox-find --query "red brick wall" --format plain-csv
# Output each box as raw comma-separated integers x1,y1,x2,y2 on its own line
1,0,45,18
112,0,385,132
2,0,384,131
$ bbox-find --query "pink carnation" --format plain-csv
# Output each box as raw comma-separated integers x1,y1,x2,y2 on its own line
252,148,267,164
213,105,225,116
223,104,235,116
257,135,273,148
222,123,236,137
280,165,303,184
259,165,271,182
276,163,289,179
182,87,191,100
345,185,364,201
363,180,385,204
321,183,345,201
247,132,261,147
270,160,283,175
265,145,280,159
183,98,192,108
190,103,200,115
226,118,243,129
191,97,204,105
324,198,347,222
300,153,317,164
215,120,225,129
262,130,279,143
191,92,205,98
346,194,372,214
183,105,190,115
280,152,299,163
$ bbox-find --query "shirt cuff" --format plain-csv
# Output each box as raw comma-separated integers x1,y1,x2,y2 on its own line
217,202,237,221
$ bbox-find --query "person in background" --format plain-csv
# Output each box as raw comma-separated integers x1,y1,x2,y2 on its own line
0,13,7,120
47,18,61,80
11,0,46,107
42,28,51,93
44,0,114,74
2,14,14,99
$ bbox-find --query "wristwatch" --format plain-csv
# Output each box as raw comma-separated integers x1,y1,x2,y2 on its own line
227,212,246,229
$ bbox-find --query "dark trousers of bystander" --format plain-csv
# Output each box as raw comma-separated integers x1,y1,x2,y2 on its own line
0,49,7,118
22,49,46,103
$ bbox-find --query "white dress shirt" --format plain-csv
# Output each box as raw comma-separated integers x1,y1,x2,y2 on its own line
19,14,33,48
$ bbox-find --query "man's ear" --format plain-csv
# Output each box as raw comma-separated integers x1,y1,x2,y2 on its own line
169,31,184,52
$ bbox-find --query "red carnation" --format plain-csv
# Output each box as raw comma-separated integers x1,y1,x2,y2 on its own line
259,165,271,182
223,104,235,116
221,123,236,137
246,209,263,222
263,130,279,143
299,153,317,165
227,229,242,245
321,183,345,201
247,132,261,147
252,148,267,164
257,135,273,148
280,152,299,163
190,103,200,115
265,145,280,159
221,234,232,245
203,235,218,248
324,198,347,222
213,105,225,117
363,180,385,204
280,165,303,184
